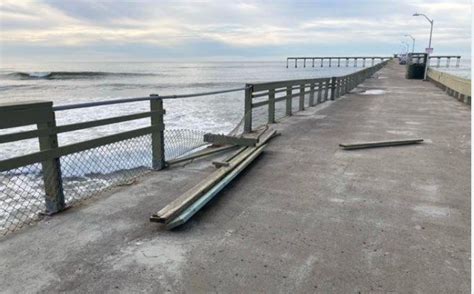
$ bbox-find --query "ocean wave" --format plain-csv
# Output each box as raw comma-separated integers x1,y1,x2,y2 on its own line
2,71,159,80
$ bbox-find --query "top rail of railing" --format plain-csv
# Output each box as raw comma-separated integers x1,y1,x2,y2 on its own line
53,86,249,111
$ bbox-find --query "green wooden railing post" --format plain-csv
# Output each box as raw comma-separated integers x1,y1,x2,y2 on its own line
244,84,253,133
330,77,336,100
268,89,275,124
324,79,330,101
317,82,323,103
286,86,292,116
299,84,305,111
309,83,315,106
150,96,165,170
36,103,65,214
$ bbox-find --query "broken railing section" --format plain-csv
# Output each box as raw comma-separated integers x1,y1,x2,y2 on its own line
150,127,278,229
244,59,391,133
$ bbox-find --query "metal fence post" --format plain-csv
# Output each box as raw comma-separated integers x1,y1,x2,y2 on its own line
299,84,305,111
150,96,165,170
244,84,253,133
37,103,65,214
268,88,275,124
330,77,336,100
286,86,292,116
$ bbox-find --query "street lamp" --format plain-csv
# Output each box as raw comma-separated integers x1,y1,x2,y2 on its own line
413,12,434,80
404,34,415,53
401,41,410,54
413,13,434,51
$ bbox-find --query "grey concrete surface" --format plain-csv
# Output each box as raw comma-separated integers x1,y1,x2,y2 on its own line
0,61,470,293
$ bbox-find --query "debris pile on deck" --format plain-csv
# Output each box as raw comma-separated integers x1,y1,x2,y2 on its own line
150,127,279,229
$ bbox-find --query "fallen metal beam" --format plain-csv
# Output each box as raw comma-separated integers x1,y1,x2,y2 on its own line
203,133,258,146
339,138,424,150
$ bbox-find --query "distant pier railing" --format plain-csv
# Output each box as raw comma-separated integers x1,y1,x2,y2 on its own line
286,56,392,68
429,55,461,68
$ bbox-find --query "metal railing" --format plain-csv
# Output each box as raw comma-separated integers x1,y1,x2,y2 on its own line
244,60,390,132
0,60,390,235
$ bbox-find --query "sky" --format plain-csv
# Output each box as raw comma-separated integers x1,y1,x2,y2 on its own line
0,0,471,62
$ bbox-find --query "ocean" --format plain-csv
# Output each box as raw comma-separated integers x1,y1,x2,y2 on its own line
0,60,380,160
0,59,470,161
428,58,471,79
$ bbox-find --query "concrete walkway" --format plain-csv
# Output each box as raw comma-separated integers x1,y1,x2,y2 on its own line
0,61,470,293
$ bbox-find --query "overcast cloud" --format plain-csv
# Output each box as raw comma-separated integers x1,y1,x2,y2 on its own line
0,0,471,61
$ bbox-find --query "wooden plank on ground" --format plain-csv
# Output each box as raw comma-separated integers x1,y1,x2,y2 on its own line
151,129,277,224
203,133,258,146
339,138,424,150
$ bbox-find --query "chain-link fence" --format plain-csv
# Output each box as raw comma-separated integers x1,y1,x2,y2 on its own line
0,128,208,236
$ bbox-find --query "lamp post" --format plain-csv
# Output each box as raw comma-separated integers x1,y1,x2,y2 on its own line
404,34,415,53
402,41,410,54
413,12,434,80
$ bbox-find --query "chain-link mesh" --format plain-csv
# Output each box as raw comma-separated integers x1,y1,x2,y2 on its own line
0,128,210,236
0,163,45,235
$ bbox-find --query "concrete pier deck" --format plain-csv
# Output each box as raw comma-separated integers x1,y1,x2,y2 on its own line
0,61,470,293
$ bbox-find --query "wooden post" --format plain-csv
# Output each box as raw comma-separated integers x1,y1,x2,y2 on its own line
268,89,275,124
324,79,330,101
299,84,305,111
37,103,65,214
354,58,357,67
330,77,337,100
346,58,349,67
309,83,315,106
244,84,253,133
317,82,323,103
329,58,332,67
456,57,460,67
447,58,451,68
286,86,292,116
150,96,165,170
312,59,315,67
337,58,340,67
321,58,324,67
303,58,306,68
286,58,289,68
362,58,366,67
294,59,297,68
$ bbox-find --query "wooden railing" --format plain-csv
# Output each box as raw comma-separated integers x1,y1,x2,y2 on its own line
0,98,166,214
244,60,390,132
